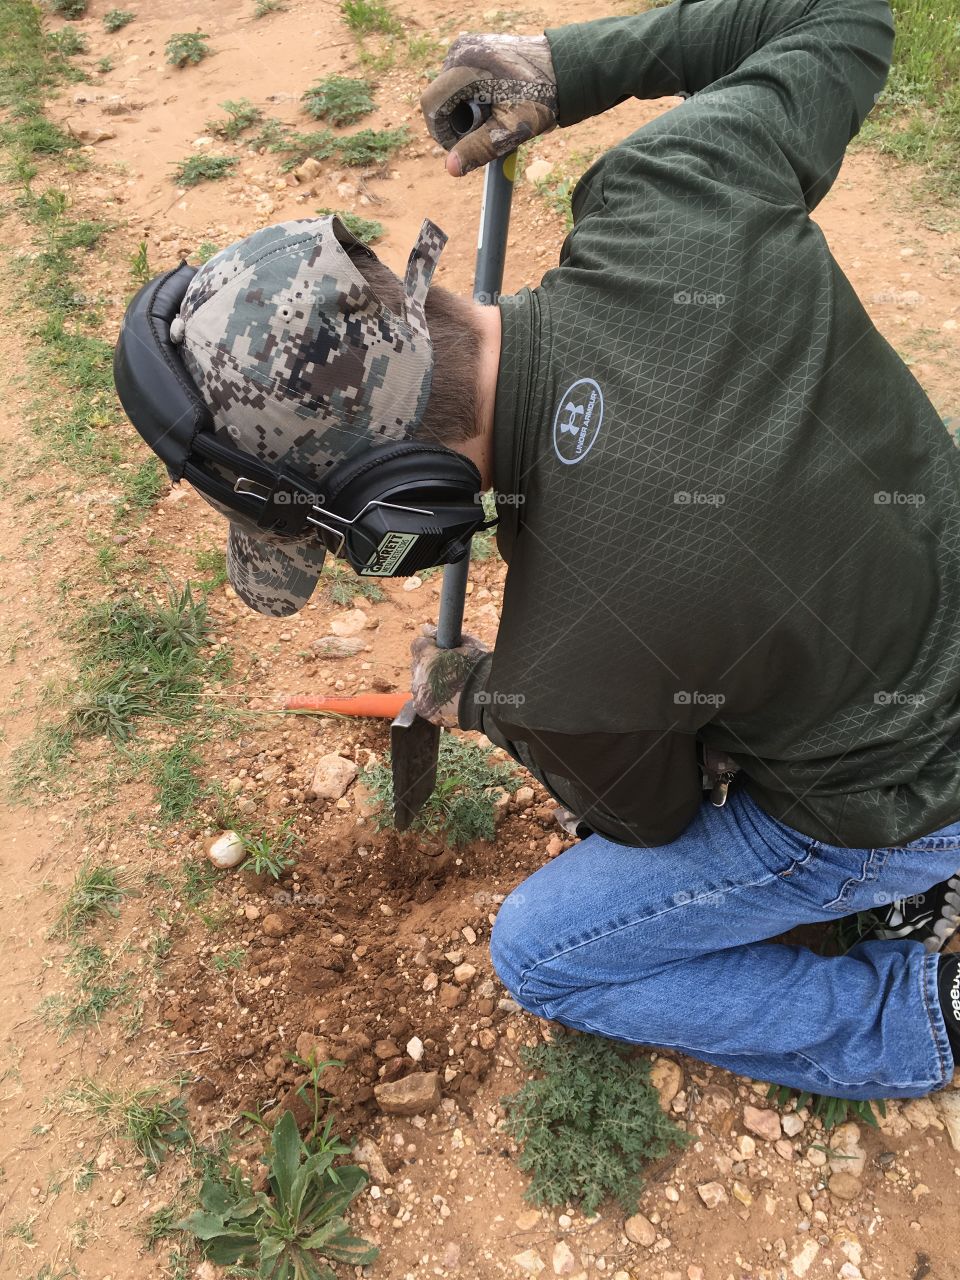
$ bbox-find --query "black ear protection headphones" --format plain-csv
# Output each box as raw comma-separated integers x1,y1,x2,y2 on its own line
113,263,493,578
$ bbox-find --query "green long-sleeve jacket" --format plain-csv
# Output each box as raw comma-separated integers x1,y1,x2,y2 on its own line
459,0,960,848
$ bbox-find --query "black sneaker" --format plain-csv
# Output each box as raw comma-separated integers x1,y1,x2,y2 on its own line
863,874,960,953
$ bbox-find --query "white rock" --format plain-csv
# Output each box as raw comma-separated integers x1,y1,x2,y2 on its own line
552,1241,576,1275
402,575,423,591
524,158,554,184
308,753,358,800
624,1213,656,1246
406,1036,424,1062
743,1105,782,1142
329,607,368,636
513,1249,545,1276
696,1181,727,1209
790,1240,820,1277
782,1112,804,1137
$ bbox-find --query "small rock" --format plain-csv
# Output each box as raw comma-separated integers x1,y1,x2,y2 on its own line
696,1181,728,1209
514,785,535,805
790,1240,820,1278
806,1146,827,1167
406,1036,424,1062
649,1058,683,1110
797,1191,813,1213
462,925,478,944
243,903,261,922
737,1134,756,1159
353,1137,390,1183
309,753,358,800
774,1139,795,1161
329,607,368,637
937,1090,960,1151
513,1249,545,1275
453,962,477,985
828,1123,866,1177
782,1112,804,1137
687,1269,704,1280
294,157,323,182
743,1105,782,1142
438,982,463,1009
262,913,291,938
374,1039,400,1059
828,1171,862,1201
402,575,423,591
903,1096,940,1132
422,972,439,992
624,1213,657,1246
374,1071,440,1116
524,158,554,183
312,635,365,658
552,1241,576,1275
516,1209,541,1231
731,1181,753,1207
110,1188,126,1206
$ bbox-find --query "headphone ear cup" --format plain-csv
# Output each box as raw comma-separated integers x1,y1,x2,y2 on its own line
322,442,481,515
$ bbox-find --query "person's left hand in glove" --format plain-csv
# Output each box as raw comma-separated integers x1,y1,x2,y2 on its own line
410,624,489,728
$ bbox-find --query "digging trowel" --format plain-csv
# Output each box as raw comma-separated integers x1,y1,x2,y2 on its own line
391,113,516,831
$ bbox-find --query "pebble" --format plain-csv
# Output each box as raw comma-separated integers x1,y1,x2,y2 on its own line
828,1171,862,1201
516,1209,540,1230
782,1112,804,1137
731,1180,753,1207
828,1123,866,1177
110,1188,126,1206
687,1269,705,1280
737,1134,756,1159
243,904,261,922
261,913,291,938
402,575,423,591
806,1146,827,1167
797,1191,813,1213
552,1241,576,1275
438,982,463,1009
743,1105,782,1142
624,1213,657,1246
558,1214,572,1229
937,1090,960,1151
373,1071,440,1116
513,1248,545,1275
462,925,478,944
696,1181,727,1209
903,1096,940,1131
524,158,554,183
329,607,368,636
406,1036,424,1062
649,1058,683,1110
454,962,477,985
422,972,439,992
790,1240,819,1277
308,753,358,800
312,635,365,657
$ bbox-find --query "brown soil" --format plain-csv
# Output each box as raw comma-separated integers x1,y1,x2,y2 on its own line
1,2,959,1280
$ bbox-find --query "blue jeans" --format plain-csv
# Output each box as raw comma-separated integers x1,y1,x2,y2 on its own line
491,790,960,1099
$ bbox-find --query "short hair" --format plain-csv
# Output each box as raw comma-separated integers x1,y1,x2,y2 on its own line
346,244,483,446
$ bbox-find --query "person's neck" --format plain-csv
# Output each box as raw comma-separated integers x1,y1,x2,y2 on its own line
450,302,500,491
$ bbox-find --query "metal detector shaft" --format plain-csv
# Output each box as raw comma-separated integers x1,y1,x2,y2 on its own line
390,142,516,830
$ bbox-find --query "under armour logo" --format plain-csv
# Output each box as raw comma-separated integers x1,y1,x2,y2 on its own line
557,402,585,435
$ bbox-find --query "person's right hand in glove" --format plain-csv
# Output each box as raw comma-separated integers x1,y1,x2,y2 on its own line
420,33,558,177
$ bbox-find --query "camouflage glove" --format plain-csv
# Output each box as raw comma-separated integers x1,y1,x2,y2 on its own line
410,623,489,729
421,34,558,177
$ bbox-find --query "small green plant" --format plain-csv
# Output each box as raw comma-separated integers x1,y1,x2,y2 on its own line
95,56,113,73
193,545,227,586
503,1031,689,1214
103,8,134,31
118,456,166,514
195,241,220,265
302,75,375,127
173,153,236,187
765,1083,887,1130
130,238,150,284
242,825,298,879
322,560,384,605
364,736,517,846
340,0,401,36
254,0,286,14
175,1110,377,1275
49,0,88,17
48,28,87,55
315,208,384,242
206,97,263,140
68,1079,190,1172
211,946,246,973
165,31,211,68
336,125,409,167
272,128,338,171
148,735,207,821
56,862,127,936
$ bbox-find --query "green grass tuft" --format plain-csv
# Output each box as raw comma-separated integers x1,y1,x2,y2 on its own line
336,125,409,167
340,0,401,36
254,0,287,14
49,0,88,17
103,8,134,31
363,735,517,846
147,735,208,821
765,1082,887,1130
165,31,211,68
302,75,375,126
503,1031,690,1215
56,862,128,936
322,559,384,604
68,1080,191,1172
315,207,384,242
173,153,236,187
48,28,87,56
207,97,263,140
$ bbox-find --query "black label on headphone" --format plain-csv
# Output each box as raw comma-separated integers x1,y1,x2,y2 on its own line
360,531,419,577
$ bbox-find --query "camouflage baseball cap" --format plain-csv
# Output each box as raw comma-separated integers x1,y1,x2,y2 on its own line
169,214,447,616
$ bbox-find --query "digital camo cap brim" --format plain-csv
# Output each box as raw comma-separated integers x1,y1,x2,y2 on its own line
226,524,327,618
